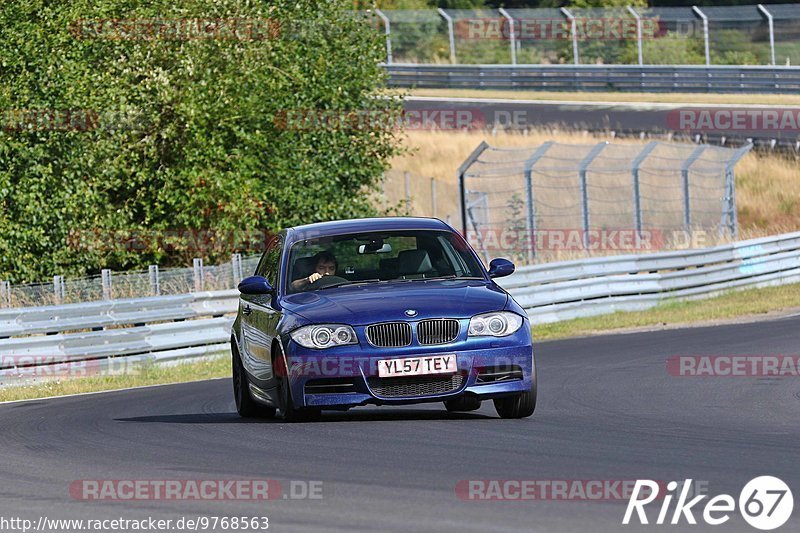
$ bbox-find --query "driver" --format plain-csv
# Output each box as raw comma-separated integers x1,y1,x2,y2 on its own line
291,251,337,291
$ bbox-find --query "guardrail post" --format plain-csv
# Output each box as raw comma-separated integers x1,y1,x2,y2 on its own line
404,171,411,212
0,280,9,308
457,141,490,236
627,6,644,66
438,8,457,64
561,8,580,65
631,141,659,245
681,145,707,233
374,9,392,65
692,6,711,66
498,8,517,65
53,275,65,304
757,4,776,66
523,142,555,262
149,265,160,296
231,253,243,286
578,142,608,249
193,258,204,292
101,269,112,300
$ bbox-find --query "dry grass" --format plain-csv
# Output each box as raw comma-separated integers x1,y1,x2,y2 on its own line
385,130,800,245
407,88,800,106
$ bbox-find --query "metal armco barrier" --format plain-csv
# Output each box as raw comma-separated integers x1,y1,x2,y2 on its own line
1,231,798,381
385,64,800,93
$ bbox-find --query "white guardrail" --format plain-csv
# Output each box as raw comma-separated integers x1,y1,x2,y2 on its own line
1,231,799,383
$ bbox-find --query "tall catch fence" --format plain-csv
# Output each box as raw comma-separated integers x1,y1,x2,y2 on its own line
372,4,800,66
458,140,752,265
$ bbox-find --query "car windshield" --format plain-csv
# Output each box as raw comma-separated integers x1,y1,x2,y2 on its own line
286,229,485,293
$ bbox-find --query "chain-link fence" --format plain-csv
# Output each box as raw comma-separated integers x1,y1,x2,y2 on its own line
458,141,752,265
378,170,461,229
373,4,800,66
0,255,260,309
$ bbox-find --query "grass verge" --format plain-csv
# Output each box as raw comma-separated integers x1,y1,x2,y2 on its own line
0,355,230,403
407,88,800,106
534,282,800,341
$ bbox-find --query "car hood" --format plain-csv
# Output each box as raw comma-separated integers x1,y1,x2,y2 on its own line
280,279,508,325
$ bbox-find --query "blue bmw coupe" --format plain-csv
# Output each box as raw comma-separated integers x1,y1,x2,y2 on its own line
231,217,535,421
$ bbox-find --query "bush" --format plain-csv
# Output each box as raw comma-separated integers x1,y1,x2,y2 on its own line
0,0,402,283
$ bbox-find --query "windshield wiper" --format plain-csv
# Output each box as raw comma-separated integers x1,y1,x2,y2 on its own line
317,279,381,290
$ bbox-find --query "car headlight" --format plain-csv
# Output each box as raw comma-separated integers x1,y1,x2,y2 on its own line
468,312,523,337
289,324,358,349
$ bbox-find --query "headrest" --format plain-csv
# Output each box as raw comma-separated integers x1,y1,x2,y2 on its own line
293,256,318,279
397,249,432,275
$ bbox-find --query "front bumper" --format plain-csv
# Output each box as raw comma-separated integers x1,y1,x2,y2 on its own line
283,331,533,409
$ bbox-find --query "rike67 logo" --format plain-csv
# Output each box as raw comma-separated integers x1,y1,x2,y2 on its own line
623,476,793,530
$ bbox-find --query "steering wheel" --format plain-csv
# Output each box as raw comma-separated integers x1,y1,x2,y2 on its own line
307,275,349,289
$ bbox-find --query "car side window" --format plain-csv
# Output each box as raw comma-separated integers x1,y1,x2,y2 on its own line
256,236,283,288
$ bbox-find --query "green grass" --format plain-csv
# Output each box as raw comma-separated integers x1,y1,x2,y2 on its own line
407,88,800,106
534,282,800,341
0,355,230,403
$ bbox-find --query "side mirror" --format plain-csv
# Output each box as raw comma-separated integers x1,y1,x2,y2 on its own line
238,275,274,295
488,258,515,279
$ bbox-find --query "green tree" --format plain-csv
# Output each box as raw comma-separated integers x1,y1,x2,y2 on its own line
0,0,403,282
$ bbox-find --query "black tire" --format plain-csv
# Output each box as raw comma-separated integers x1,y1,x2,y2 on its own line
232,341,277,419
274,348,321,423
444,395,482,412
493,362,537,419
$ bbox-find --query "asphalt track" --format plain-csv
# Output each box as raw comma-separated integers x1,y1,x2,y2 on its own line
1,315,798,532
404,96,800,149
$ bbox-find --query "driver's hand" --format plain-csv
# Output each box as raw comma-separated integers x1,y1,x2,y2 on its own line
307,272,323,284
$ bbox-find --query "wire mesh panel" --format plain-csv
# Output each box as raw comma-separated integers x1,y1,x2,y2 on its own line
765,4,800,66
459,141,751,264
443,9,515,65
504,8,569,64
380,10,448,64
702,5,772,65
635,7,706,65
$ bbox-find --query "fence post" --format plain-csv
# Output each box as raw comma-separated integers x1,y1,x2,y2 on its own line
438,8,457,64
578,142,608,249
561,8,579,65
631,141,659,245
231,253,243,286
0,280,9,308
404,171,411,213
681,145,707,233
627,6,643,66
498,8,517,65
101,269,112,300
723,143,753,238
193,258,204,292
374,9,392,65
53,275,65,304
757,4,776,66
457,141,490,236
692,6,711,66
523,141,555,263
149,265,160,296
430,178,437,218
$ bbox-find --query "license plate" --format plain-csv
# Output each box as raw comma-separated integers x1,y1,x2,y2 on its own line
377,354,457,378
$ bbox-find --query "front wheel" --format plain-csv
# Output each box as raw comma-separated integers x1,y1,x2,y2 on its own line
274,347,321,423
494,362,537,419
232,342,277,419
